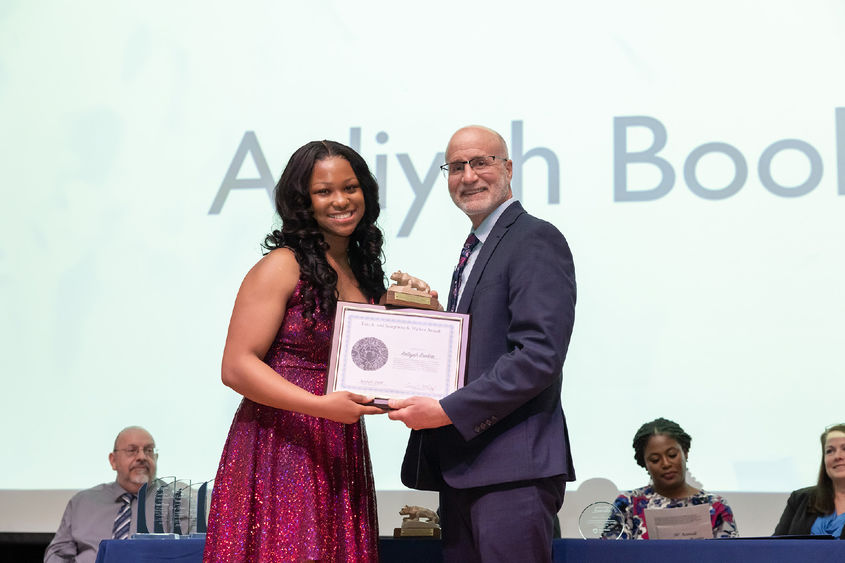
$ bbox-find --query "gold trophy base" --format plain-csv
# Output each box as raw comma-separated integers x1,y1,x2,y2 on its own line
393,527,442,538
385,286,441,310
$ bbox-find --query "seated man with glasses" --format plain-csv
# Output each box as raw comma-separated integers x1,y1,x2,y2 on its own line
44,426,161,563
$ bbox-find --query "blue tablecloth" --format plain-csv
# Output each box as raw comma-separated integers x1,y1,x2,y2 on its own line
96,537,204,562
96,536,844,563
556,538,842,562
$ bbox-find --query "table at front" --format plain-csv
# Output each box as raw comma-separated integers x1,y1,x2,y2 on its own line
96,536,845,562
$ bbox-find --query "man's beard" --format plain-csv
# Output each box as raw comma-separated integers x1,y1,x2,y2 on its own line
129,464,154,486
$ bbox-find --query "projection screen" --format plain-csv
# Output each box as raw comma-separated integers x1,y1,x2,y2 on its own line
1,1,843,498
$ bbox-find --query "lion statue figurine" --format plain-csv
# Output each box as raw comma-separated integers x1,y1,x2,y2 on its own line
399,505,440,525
389,271,431,293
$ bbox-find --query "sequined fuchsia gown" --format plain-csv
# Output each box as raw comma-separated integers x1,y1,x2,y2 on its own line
204,281,379,562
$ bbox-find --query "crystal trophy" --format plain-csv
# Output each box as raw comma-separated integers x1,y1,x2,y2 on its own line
192,479,214,537
173,481,191,535
578,501,624,539
133,477,212,538
133,477,180,539
135,481,151,535
153,477,176,534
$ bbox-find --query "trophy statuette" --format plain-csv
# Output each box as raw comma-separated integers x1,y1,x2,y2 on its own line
394,505,442,538
385,271,441,310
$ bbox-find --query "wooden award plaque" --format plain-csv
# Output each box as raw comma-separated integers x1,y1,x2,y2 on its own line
384,285,441,310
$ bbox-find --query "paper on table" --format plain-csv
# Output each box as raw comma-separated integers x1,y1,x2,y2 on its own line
644,503,712,539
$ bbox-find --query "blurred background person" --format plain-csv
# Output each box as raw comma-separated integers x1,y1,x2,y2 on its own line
774,423,845,538
44,426,158,563
610,417,738,539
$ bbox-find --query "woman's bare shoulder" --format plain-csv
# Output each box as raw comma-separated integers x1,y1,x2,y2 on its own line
242,248,301,296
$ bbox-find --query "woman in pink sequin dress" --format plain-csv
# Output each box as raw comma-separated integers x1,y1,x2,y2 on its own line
204,141,387,562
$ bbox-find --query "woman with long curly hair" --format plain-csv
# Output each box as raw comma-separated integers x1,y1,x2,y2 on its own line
204,141,387,562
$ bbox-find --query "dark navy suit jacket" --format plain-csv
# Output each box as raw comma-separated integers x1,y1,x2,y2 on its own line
400,201,577,490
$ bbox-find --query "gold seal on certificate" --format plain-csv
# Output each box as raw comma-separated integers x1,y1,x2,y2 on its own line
326,302,469,407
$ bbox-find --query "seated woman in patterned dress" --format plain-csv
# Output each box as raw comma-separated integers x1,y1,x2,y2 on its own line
609,417,739,539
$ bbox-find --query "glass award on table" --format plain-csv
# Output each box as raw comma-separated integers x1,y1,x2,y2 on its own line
135,481,152,535
134,477,180,539
173,481,193,535
153,477,178,535
192,479,214,537
176,479,216,537
578,501,624,539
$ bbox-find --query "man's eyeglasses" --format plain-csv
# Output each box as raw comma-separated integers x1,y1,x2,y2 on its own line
440,156,508,178
114,447,158,458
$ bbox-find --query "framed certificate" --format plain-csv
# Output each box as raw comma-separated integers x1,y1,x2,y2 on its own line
326,301,470,405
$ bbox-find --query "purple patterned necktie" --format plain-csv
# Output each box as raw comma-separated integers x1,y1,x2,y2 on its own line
447,233,480,312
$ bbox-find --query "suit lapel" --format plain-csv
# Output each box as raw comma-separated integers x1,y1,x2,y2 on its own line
456,201,525,313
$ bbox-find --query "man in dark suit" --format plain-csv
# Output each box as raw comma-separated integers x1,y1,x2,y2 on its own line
388,125,576,562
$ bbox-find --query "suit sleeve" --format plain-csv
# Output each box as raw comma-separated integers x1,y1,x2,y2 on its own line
773,490,801,535
441,220,576,440
43,500,77,562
